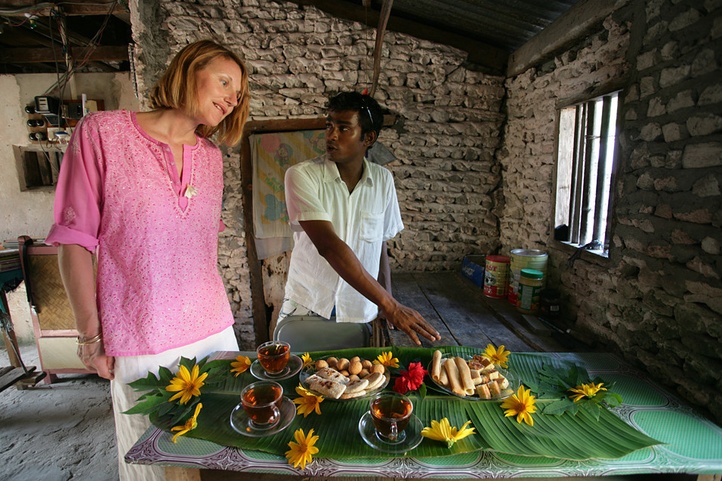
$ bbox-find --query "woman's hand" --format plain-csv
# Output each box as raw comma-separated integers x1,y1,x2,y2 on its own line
77,342,115,380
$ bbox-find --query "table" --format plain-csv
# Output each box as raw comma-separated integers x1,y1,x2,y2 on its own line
125,350,722,480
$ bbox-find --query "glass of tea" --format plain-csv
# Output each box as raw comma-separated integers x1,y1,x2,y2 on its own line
369,391,413,444
241,380,284,429
256,341,291,376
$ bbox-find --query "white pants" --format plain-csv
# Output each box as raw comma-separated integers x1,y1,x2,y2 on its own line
111,326,239,481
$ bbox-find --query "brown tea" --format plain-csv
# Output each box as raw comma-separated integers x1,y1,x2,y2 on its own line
370,394,413,440
241,381,283,426
257,341,291,375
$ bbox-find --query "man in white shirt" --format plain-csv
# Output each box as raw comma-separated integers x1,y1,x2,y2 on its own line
277,92,441,346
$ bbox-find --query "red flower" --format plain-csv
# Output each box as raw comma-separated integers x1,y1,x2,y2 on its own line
393,362,427,394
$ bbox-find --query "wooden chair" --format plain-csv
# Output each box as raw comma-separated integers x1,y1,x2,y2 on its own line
18,236,94,383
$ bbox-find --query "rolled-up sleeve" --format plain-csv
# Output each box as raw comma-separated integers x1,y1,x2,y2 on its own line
45,116,104,252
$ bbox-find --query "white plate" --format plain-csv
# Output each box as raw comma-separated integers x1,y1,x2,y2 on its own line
427,353,518,401
299,356,390,401
229,396,296,437
250,354,303,381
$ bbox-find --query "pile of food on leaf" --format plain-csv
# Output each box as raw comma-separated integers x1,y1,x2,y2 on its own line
303,356,388,400
430,350,511,399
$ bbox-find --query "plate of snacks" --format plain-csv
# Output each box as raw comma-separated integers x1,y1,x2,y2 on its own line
427,350,518,401
299,356,390,401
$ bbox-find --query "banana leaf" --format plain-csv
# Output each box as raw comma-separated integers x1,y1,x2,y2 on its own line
147,347,660,461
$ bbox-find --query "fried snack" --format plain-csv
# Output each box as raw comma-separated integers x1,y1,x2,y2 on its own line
364,372,386,391
306,375,346,399
454,356,476,395
343,378,369,395
443,356,466,396
488,380,502,397
316,367,349,384
431,350,443,382
476,383,491,399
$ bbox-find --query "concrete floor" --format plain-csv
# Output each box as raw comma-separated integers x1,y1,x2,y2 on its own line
0,342,117,481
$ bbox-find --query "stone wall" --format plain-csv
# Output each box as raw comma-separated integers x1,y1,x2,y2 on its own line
501,0,722,423
131,0,506,349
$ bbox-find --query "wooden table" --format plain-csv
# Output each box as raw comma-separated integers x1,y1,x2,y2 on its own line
125,349,722,481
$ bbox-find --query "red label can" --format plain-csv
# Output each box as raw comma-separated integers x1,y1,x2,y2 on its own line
483,255,510,298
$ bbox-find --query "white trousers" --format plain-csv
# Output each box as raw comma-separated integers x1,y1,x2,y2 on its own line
111,326,239,481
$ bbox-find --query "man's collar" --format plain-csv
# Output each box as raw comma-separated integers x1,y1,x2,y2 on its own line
322,156,375,187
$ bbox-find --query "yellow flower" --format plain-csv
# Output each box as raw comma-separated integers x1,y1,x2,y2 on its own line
421,418,476,448
293,384,324,417
568,382,607,402
374,351,399,368
170,403,202,443
230,355,252,376
301,352,313,368
286,428,319,470
483,344,510,368
166,364,208,405
500,385,537,426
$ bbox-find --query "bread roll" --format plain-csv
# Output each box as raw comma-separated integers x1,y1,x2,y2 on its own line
443,356,466,396
431,350,443,382
454,356,476,395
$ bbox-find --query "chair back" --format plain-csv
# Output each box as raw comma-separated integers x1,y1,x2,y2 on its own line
273,315,370,352
18,236,75,331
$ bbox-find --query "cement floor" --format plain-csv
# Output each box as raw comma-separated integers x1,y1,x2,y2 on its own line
0,342,117,481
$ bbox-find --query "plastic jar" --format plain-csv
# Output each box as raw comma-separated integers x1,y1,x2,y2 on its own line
517,268,544,314
540,288,561,320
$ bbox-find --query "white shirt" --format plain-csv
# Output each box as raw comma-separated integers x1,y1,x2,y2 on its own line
284,155,404,323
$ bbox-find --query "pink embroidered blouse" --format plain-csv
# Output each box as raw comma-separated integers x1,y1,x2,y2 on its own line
46,110,234,356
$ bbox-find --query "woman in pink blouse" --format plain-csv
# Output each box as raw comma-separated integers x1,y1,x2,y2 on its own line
46,40,250,481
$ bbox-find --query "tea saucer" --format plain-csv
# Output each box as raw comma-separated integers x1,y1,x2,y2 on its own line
358,412,424,454
229,396,296,437
250,355,303,381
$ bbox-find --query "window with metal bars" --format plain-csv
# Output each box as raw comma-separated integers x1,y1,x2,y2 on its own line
554,90,619,258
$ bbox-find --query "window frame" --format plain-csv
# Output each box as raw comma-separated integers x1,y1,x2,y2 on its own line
551,84,624,261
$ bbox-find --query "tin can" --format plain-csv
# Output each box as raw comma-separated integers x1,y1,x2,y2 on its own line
508,249,548,305
483,255,510,298
517,268,544,314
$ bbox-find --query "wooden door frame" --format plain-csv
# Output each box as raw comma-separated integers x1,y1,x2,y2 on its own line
239,118,326,345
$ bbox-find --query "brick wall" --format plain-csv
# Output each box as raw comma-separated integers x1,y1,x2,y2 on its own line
502,0,722,423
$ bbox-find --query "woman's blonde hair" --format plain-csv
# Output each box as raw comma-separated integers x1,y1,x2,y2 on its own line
149,40,250,147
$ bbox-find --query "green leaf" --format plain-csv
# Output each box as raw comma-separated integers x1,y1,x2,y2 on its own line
127,372,161,391
134,348,659,462
418,383,427,399
124,393,168,415
541,399,574,416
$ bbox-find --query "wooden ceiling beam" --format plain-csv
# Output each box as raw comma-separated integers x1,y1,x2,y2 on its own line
0,1,128,16
0,45,128,63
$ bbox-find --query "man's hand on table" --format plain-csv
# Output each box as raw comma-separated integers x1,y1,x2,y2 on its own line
383,303,441,346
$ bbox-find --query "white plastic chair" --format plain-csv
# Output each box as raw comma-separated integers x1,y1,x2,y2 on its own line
272,315,370,352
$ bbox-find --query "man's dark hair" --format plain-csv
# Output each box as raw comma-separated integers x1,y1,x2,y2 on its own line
327,91,384,136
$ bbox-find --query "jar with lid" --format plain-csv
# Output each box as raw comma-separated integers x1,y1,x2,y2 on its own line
517,268,544,314
540,288,561,321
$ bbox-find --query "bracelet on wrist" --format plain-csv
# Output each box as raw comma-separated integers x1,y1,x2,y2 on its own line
76,333,102,345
